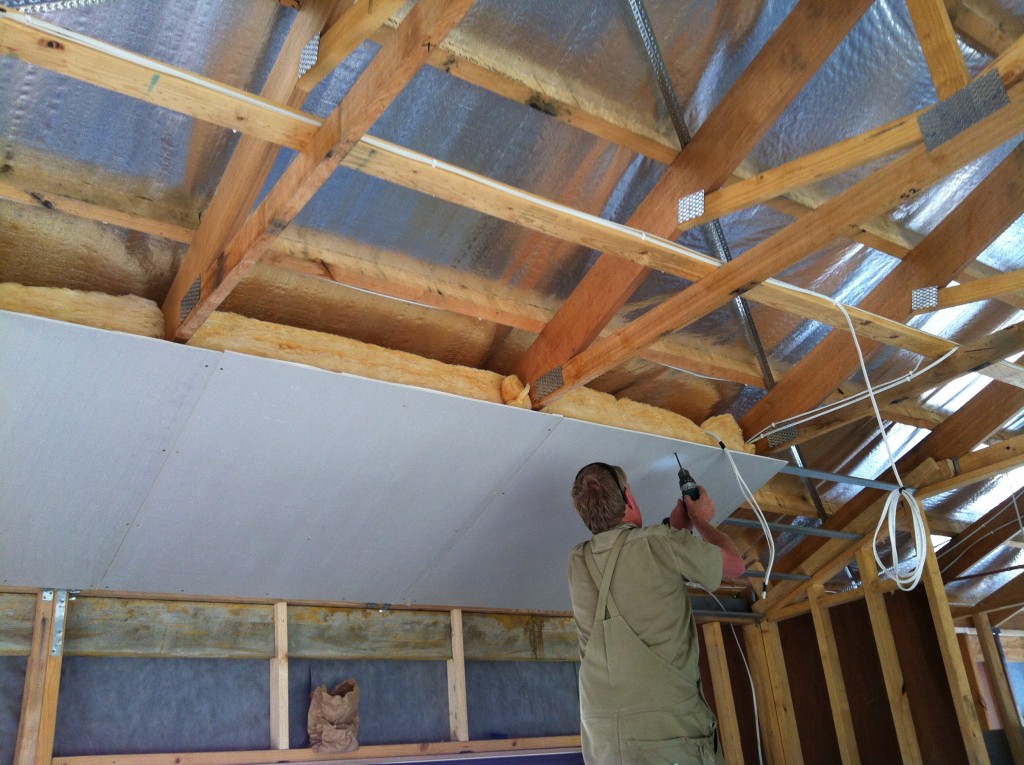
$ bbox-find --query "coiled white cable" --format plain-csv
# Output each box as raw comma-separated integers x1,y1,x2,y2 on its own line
705,429,776,597
833,302,928,591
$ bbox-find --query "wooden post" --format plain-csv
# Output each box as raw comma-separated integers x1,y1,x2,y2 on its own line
702,622,744,765
269,601,289,750
14,589,66,765
809,585,861,765
760,620,802,764
973,612,1024,763
447,608,469,742
745,622,790,765
920,525,991,764
857,548,923,763
959,632,999,730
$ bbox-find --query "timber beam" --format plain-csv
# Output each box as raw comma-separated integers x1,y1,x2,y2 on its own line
3,11,1018,379
162,0,477,340
533,84,1024,408
913,268,1024,315
515,0,876,396
761,379,1024,615
758,320,1024,451
741,142,1024,445
683,35,1024,234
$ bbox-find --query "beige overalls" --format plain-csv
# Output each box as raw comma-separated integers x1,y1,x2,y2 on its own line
574,526,723,765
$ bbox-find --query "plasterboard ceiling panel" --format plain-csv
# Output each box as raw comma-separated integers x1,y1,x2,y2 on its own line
100,353,560,602
411,418,784,611
0,313,784,609
0,311,218,587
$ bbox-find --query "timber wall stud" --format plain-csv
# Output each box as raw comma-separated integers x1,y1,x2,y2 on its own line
702,622,744,765
14,589,66,765
857,548,923,763
270,601,289,750
920,520,991,764
808,585,860,764
447,608,469,742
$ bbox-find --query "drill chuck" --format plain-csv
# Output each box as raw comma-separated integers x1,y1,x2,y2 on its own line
678,467,700,501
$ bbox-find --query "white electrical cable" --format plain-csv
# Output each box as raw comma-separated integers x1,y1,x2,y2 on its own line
939,490,1023,574
747,343,958,446
696,584,764,765
939,519,1018,572
704,430,775,597
832,302,929,591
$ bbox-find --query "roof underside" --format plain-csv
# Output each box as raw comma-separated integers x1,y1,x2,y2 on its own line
1,0,1023,618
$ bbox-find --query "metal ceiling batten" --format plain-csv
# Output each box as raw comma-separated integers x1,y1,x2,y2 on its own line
623,0,830,524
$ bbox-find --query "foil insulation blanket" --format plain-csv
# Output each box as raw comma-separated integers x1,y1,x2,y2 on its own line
0,1,290,203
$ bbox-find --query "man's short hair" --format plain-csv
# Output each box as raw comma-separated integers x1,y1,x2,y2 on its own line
572,463,628,534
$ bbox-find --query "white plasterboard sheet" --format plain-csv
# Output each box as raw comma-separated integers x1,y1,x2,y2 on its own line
410,417,785,611
0,313,784,609
0,311,218,587
100,353,560,601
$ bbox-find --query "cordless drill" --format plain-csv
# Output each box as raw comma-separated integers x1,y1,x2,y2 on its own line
674,453,700,502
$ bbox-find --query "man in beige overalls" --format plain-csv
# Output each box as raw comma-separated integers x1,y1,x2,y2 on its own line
568,463,746,765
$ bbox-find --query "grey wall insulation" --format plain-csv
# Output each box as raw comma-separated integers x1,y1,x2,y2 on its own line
0,657,26,765
0,656,580,759
53,658,270,755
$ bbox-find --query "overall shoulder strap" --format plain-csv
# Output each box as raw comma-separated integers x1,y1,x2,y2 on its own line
583,528,630,622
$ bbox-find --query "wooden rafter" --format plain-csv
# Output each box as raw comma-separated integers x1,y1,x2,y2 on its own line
160,0,337,340
906,0,972,99
8,10,1017,377
536,85,1024,407
741,142,1024,443
934,432,1024,581
947,0,1024,57
759,321,1024,451
163,0,477,341
762,380,1024,614
513,0,875,391
686,34,1023,236
295,0,407,94
965,575,1024,617
0,178,195,244
914,268,1024,315
0,6,319,150
939,500,1024,583
920,454,1024,500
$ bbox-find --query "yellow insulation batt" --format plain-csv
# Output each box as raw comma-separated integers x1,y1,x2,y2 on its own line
0,282,164,337
0,283,749,448
190,310,528,408
542,389,751,453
